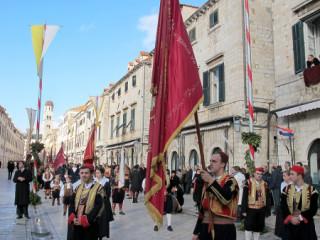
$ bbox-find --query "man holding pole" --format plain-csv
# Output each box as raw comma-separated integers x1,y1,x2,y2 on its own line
192,152,238,240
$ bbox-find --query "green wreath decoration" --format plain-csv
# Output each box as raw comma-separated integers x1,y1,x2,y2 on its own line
241,132,262,175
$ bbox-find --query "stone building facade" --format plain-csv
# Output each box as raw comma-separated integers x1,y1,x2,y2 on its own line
272,0,320,184
166,0,277,172
103,52,152,166
0,105,25,166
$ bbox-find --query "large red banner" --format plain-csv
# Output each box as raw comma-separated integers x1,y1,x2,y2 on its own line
145,0,204,226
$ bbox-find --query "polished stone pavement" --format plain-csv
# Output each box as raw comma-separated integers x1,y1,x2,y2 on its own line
1,168,319,239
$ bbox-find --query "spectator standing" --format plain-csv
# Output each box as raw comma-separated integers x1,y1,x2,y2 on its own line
192,168,203,211
7,160,15,180
303,165,313,185
69,163,80,183
262,165,271,185
284,161,291,171
13,161,32,219
231,166,246,222
269,165,283,215
184,166,193,194
275,169,292,239
130,165,142,203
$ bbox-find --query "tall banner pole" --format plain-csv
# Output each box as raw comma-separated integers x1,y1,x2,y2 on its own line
244,0,255,161
194,112,215,238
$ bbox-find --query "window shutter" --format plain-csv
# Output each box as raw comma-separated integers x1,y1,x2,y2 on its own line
219,63,225,102
292,22,305,74
131,108,135,131
203,71,210,106
110,119,114,137
123,113,127,134
116,116,120,136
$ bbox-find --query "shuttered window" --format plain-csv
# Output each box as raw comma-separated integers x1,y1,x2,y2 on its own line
110,119,114,137
131,108,135,131
116,116,120,136
218,63,225,102
188,27,196,42
203,63,225,106
203,71,210,106
209,10,219,28
292,22,305,74
123,112,127,134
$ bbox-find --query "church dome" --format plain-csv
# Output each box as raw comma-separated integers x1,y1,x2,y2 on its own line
45,100,54,110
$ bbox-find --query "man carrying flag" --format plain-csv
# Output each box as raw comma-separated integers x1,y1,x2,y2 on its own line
145,0,203,229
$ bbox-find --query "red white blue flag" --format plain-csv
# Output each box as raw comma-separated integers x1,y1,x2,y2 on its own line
276,126,294,137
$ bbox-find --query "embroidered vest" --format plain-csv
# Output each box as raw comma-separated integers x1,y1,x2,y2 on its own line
74,182,105,220
248,178,267,206
44,172,51,181
209,174,239,219
64,183,73,196
285,184,314,214
52,179,61,191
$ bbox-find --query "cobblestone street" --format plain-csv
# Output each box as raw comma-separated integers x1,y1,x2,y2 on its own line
1,168,319,239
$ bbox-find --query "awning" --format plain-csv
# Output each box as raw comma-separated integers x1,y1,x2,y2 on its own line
106,139,140,151
276,100,320,118
181,121,231,135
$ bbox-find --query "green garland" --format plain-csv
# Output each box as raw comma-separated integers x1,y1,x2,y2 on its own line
30,190,41,205
241,132,262,175
28,142,44,204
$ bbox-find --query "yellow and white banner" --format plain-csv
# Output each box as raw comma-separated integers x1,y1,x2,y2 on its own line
31,22,60,77
90,96,105,127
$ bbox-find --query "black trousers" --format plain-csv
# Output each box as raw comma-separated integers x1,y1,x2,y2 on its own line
244,207,266,232
17,205,29,217
73,221,99,240
198,223,236,240
8,171,13,180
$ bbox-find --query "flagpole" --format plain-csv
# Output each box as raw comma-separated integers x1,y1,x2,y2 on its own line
194,111,214,238
244,0,255,161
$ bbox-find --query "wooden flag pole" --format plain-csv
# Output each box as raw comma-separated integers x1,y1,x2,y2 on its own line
194,111,215,239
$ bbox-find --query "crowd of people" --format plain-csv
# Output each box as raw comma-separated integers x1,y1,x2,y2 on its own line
7,152,318,240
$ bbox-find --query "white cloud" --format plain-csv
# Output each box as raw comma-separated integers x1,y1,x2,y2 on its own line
137,14,158,49
80,22,96,32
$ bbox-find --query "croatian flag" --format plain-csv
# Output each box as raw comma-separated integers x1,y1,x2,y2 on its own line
276,126,294,137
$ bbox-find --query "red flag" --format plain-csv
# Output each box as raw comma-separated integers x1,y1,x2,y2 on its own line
53,145,66,169
145,0,204,226
83,128,95,170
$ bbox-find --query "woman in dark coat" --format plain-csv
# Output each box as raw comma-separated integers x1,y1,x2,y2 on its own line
192,169,204,210
95,167,114,239
13,161,32,219
130,165,141,203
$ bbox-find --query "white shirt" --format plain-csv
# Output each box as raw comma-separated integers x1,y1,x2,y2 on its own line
60,183,72,197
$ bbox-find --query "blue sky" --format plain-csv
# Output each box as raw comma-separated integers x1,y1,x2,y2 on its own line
0,0,206,133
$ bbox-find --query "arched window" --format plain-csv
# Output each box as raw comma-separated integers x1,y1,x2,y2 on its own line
308,139,320,184
171,151,178,171
189,150,199,167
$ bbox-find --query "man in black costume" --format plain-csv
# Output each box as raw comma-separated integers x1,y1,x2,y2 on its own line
68,162,105,240
280,165,318,240
13,161,32,219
